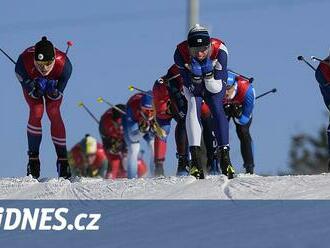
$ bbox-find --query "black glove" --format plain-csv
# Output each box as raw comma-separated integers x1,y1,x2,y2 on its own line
223,103,232,117
231,103,243,118
223,103,243,118
29,85,44,99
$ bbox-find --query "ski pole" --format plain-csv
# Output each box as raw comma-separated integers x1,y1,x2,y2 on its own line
65,41,73,55
256,88,277,100
311,56,323,63
128,85,153,96
97,97,127,115
0,48,16,65
297,55,316,71
311,56,330,66
227,69,254,83
78,101,99,124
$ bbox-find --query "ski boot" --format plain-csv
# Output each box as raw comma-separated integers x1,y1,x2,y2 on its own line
244,164,254,174
57,158,71,179
176,154,189,176
218,146,235,179
154,159,165,177
189,146,204,179
27,151,40,179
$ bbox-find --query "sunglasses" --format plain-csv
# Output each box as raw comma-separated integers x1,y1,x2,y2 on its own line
140,108,154,119
35,60,55,66
189,45,210,56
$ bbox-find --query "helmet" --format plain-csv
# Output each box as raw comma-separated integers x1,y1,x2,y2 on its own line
226,71,237,88
84,134,97,155
187,24,210,48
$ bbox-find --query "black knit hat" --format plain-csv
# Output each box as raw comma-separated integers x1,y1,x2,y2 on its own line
34,36,55,61
187,24,210,47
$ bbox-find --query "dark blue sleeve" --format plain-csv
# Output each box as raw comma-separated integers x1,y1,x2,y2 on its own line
238,85,255,125
15,55,34,92
57,57,72,93
214,48,228,82
174,48,191,87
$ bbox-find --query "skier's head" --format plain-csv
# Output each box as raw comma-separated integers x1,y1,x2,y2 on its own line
34,36,56,76
140,93,154,121
187,24,211,61
226,72,236,88
84,134,98,164
112,104,126,121
225,72,237,100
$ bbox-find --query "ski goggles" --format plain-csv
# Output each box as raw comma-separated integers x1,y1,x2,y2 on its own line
141,107,154,119
35,60,55,66
188,45,210,57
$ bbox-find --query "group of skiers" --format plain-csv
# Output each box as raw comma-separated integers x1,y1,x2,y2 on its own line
11,23,330,180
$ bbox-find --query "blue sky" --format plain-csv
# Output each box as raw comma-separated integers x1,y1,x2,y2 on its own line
0,0,329,177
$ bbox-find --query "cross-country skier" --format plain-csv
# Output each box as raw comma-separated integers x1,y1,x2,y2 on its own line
15,36,72,179
152,64,189,176
99,104,128,179
122,92,156,178
224,72,256,174
314,53,330,169
174,24,235,179
68,135,108,178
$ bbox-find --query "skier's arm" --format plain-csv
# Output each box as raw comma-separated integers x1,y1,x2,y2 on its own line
235,86,255,125
213,43,229,82
174,49,191,87
15,55,35,92
126,107,144,142
56,57,72,93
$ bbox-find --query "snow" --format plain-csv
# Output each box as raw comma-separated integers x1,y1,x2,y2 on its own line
1,173,330,199
1,174,330,248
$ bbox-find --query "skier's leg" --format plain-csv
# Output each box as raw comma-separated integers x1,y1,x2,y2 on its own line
144,133,155,177
23,90,44,178
201,113,219,175
183,86,203,147
175,120,189,175
204,90,235,178
126,141,140,179
105,152,122,179
204,90,228,147
235,118,254,174
154,118,171,176
45,96,70,178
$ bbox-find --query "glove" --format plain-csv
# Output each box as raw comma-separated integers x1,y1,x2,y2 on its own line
231,103,243,118
201,58,214,79
138,119,150,133
109,139,123,154
223,103,232,117
223,103,242,118
35,77,48,93
46,80,61,99
29,87,43,99
190,58,202,84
